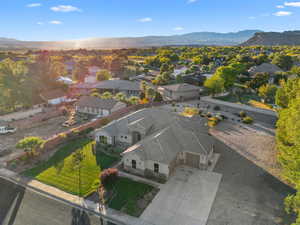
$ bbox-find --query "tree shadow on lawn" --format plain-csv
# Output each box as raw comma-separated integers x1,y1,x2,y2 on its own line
22,138,92,178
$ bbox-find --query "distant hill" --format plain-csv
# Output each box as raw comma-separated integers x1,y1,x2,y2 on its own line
0,30,261,50
242,31,300,46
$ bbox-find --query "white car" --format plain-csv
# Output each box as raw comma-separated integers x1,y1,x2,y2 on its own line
0,126,17,134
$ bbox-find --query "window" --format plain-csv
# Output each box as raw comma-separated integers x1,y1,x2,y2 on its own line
154,163,159,173
132,160,137,169
99,136,108,144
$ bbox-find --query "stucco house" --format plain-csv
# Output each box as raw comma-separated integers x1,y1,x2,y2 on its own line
75,96,126,116
94,108,215,181
248,63,283,84
72,80,141,97
158,83,201,101
40,89,67,105
248,63,283,75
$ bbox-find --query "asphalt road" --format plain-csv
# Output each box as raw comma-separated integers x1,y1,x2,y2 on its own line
0,177,103,225
207,139,296,225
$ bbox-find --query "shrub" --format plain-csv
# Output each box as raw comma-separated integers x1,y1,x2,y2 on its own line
100,168,119,187
213,105,221,111
243,116,253,124
239,111,247,118
208,116,220,127
206,112,212,118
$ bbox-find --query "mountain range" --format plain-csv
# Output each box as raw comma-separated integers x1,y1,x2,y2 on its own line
241,31,300,46
0,30,261,50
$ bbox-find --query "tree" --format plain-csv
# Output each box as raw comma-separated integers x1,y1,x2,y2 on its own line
0,59,33,112
96,70,112,81
16,136,45,157
145,87,156,101
114,92,127,102
128,96,140,105
290,66,300,77
213,65,238,90
246,72,270,90
272,54,293,71
176,75,184,83
140,81,147,93
101,92,113,99
73,61,88,82
100,168,118,188
204,76,225,96
275,78,300,108
51,61,67,79
153,91,163,102
258,84,277,103
71,150,85,197
276,97,300,224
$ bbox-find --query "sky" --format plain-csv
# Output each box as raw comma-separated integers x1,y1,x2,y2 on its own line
0,0,300,41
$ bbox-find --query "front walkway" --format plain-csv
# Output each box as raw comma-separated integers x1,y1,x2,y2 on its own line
141,166,222,225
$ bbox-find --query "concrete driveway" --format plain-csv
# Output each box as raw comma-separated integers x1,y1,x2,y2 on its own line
141,166,222,225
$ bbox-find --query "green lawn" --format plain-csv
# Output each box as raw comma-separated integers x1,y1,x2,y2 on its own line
107,177,155,217
23,138,120,197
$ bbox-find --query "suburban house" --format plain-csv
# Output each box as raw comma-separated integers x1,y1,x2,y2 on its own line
183,74,206,86
65,60,76,74
94,80,141,97
158,83,201,101
40,89,67,105
94,108,215,180
248,63,283,75
75,96,126,116
84,66,102,83
56,76,74,85
72,80,141,97
172,66,188,78
248,63,283,84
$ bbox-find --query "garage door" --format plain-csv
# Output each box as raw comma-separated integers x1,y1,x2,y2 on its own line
185,152,200,168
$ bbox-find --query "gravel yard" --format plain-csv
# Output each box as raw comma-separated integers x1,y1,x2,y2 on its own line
0,115,70,161
210,121,283,183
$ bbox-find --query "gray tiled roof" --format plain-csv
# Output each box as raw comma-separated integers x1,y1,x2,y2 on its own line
161,83,200,92
76,96,122,110
248,63,283,75
94,80,140,91
96,108,214,164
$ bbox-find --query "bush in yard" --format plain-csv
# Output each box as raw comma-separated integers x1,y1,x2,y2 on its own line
208,116,220,127
243,116,253,124
206,112,212,118
100,168,119,187
213,105,221,111
239,110,247,118
16,136,45,157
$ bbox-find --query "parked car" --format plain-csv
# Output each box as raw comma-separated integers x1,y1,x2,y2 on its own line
0,126,17,135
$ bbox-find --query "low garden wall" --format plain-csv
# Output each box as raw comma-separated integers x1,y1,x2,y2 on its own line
5,101,168,167
200,97,278,125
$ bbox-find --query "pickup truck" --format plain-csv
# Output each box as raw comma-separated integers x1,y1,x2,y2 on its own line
0,126,17,134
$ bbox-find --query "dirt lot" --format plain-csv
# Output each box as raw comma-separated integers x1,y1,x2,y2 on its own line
0,115,73,160
210,120,284,184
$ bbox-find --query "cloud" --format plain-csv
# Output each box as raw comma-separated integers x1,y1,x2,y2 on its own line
138,17,152,22
174,26,184,31
49,20,62,25
27,3,41,8
188,0,197,3
276,5,285,8
273,11,293,16
284,1,300,7
51,5,81,12
248,16,256,19
37,22,44,25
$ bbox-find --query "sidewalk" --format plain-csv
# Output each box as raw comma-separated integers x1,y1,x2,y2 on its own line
0,168,84,205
